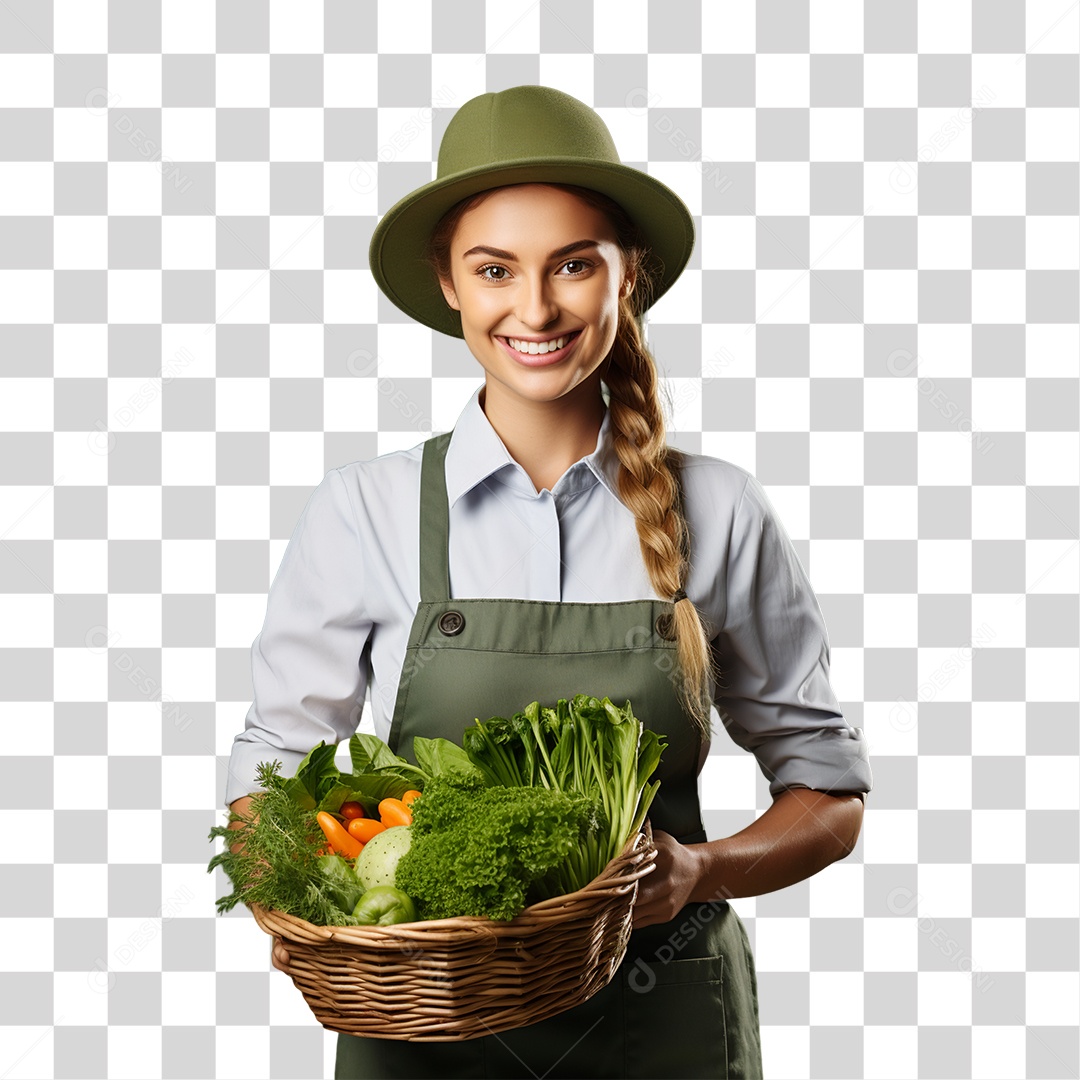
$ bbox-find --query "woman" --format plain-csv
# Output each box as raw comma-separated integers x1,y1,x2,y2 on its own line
226,85,872,1079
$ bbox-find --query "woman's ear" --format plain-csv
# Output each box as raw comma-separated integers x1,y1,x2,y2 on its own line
438,274,460,311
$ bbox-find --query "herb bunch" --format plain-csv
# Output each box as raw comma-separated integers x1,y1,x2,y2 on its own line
207,759,362,926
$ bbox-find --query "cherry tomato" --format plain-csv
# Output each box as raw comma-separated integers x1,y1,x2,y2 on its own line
340,801,365,820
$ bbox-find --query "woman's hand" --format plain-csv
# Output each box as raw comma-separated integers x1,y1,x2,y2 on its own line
227,796,256,854
272,936,291,973
631,829,705,929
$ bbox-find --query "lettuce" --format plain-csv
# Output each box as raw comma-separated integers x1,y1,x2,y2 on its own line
394,773,602,921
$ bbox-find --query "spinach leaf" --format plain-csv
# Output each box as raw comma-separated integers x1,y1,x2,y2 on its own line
349,733,410,774
341,771,420,816
282,741,340,809
412,736,484,781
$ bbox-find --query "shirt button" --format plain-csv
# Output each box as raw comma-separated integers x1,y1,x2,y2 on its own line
438,610,465,636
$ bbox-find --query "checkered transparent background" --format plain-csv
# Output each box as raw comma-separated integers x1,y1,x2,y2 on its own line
1,1,1079,1078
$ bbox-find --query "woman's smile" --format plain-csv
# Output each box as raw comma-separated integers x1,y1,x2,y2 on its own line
496,329,584,367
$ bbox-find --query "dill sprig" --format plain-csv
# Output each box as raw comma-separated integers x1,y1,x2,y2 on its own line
207,759,362,926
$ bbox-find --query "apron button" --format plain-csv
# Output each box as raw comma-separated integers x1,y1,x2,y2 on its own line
438,610,465,636
655,613,676,641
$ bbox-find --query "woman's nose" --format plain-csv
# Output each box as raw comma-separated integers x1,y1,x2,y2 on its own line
515,274,559,328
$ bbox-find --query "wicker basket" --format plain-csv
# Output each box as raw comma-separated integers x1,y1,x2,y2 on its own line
249,822,657,1041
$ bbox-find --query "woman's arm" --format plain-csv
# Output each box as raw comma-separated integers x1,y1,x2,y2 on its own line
690,787,864,902
632,788,864,926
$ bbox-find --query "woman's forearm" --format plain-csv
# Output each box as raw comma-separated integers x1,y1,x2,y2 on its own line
689,787,865,902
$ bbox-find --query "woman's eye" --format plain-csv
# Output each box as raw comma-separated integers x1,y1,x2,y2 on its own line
477,264,507,281
562,259,589,275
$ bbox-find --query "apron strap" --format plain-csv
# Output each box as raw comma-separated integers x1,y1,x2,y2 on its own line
419,431,454,604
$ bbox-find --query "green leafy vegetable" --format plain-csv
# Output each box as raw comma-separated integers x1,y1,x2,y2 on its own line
317,854,363,914
462,695,665,889
394,773,602,921
412,736,485,781
280,741,340,809
350,733,420,775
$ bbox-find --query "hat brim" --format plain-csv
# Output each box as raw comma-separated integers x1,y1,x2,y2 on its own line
368,159,695,340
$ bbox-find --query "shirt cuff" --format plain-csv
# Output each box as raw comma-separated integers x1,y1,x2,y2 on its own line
754,725,873,804
222,736,311,810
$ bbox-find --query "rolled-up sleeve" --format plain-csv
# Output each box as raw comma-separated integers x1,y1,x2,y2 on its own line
713,473,872,803
223,467,373,808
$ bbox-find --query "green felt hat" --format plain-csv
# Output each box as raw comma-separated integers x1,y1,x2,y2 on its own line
367,85,696,339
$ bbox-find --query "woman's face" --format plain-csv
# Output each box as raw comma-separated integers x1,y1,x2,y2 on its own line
437,183,631,409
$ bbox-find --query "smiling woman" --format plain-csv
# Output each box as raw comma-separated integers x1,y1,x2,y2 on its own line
230,84,872,1080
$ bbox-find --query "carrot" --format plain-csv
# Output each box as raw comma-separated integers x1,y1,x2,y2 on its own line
316,811,363,859
340,801,365,820
378,798,412,828
401,790,422,808
348,818,387,844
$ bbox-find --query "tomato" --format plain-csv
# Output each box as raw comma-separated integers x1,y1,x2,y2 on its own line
347,818,387,844
340,801,365,820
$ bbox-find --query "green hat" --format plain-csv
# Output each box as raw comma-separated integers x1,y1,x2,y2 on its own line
367,85,696,340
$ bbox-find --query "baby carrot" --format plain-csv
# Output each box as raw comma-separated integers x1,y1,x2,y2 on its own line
316,811,363,859
378,798,412,828
347,818,387,844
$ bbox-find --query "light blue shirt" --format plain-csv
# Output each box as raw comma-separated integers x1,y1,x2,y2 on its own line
224,385,872,809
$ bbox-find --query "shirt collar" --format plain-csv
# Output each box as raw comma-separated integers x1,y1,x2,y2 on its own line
444,385,622,507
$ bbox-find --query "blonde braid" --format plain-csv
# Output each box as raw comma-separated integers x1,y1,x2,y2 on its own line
603,296,720,738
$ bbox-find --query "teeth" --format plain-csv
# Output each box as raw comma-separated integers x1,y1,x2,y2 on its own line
506,333,573,355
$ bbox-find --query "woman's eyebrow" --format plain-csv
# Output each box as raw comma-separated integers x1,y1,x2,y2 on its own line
459,239,601,261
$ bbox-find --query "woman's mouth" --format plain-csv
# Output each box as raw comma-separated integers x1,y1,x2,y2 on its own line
496,330,583,367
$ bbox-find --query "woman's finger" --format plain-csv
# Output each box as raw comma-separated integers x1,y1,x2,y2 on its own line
271,936,291,970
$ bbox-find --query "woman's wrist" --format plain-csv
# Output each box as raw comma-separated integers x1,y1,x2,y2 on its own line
687,839,733,906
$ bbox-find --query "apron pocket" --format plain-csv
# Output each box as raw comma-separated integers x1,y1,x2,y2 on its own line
621,952,727,1079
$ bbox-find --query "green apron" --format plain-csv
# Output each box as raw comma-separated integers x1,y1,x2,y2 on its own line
335,432,763,1079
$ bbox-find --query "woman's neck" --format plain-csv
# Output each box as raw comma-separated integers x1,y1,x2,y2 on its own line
479,378,607,495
